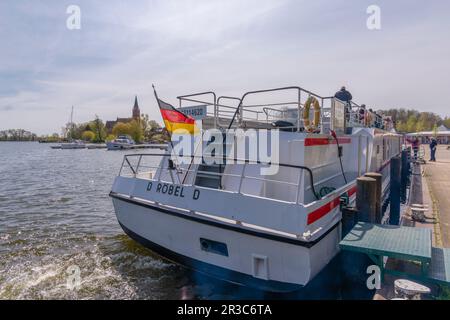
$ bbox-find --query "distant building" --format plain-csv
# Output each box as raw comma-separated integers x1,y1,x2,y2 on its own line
106,96,141,133
407,125,450,144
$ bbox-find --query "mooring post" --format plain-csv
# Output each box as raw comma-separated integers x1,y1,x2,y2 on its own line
401,150,409,203
364,172,382,223
390,156,402,225
356,177,377,223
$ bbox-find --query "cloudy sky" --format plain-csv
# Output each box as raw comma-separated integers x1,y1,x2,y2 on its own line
1,0,449,135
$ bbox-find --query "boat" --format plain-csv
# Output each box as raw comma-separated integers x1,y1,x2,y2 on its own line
109,86,402,292
58,106,87,149
87,143,107,149
106,135,135,150
60,140,86,149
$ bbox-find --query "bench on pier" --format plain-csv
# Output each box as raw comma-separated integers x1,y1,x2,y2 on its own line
339,222,450,285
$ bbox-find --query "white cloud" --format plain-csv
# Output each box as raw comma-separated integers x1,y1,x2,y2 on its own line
1,0,450,135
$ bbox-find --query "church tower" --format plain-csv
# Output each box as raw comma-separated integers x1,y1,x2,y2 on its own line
132,96,141,120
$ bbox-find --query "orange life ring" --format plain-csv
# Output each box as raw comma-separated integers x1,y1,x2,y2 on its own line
303,97,321,132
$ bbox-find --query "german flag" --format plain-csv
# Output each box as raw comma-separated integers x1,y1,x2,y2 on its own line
155,97,197,135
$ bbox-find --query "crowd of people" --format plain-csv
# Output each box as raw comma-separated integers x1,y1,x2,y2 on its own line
334,86,389,130
334,86,439,162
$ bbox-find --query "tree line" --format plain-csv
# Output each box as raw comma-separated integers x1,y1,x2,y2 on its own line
0,129,38,141
379,109,449,133
62,114,169,144
4,108,447,142
1,114,169,143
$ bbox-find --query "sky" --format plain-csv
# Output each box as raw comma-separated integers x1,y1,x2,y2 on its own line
1,0,450,135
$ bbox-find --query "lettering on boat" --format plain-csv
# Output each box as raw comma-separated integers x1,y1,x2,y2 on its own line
147,182,201,200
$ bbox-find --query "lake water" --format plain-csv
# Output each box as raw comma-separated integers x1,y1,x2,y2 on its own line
0,142,371,300
0,142,253,299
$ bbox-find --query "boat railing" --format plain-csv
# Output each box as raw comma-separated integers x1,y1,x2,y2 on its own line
117,153,350,204
176,86,388,133
346,101,385,129
178,86,335,133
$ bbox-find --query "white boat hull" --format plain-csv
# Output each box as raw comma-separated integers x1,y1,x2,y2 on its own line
106,142,134,150
60,143,86,149
111,195,341,292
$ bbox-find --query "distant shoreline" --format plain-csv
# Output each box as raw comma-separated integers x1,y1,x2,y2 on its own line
0,140,40,142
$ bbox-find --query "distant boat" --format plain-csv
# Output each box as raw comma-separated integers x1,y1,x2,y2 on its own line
106,135,135,150
59,106,86,150
61,140,86,149
87,143,107,149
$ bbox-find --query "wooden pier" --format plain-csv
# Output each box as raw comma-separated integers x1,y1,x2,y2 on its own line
340,145,450,299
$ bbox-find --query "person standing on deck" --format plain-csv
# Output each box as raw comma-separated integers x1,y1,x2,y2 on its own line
334,86,353,122
430,137,438,162
334,86,353,102
359,104,366,124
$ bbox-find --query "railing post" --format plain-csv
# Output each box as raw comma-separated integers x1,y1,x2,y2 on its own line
119,157,126,176
295,170,304,204
136,155,143,177
357,135,362,176
320,97,324,134
297,89,301,132
390,156,402,225
401,149,409,203
237,163,247,194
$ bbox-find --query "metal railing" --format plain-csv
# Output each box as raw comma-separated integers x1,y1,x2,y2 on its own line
118,153,329,204
177,86,334,133
176,86,388,133
346,101,385,129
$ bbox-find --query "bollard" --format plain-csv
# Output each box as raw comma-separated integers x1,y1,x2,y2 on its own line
401,150,409,203
365,172,382,223
390,156,402,225
356,177,377,223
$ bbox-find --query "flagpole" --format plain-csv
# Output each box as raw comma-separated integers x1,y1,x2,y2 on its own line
152,84,181,184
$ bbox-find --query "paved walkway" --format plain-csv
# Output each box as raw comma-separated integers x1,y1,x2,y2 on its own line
422,145,450,248
373,145,450,299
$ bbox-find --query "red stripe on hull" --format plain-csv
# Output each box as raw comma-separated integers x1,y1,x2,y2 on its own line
307,197,341,225
304,137,351,146
348,185,357,196
307,184,357,225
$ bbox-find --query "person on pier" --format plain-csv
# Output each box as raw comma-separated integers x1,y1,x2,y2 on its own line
430,137,438,162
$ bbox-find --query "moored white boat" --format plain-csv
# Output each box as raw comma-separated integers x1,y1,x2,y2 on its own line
60,140,86,149
106,135,135,150
110,86,402,292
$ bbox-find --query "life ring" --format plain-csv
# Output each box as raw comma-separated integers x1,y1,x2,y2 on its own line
303,96,321,132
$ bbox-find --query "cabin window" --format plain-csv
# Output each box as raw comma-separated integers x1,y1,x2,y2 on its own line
199,238,228,256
